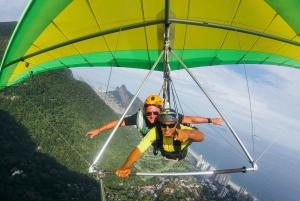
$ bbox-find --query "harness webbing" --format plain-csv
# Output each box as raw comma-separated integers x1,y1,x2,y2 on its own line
136,109,149,136
155,123,192,160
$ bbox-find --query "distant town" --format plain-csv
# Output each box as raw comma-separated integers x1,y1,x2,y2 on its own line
121,145,259,200
186,148,257,200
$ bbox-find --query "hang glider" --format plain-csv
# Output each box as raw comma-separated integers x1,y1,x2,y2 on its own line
1,0,300,89
5,1,300,199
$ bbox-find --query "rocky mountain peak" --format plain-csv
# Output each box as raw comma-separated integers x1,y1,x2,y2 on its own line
94,85,143,115
114,84,126,90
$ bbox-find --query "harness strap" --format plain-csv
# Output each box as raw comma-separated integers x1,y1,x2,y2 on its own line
136,109,149,136
155,123,192,160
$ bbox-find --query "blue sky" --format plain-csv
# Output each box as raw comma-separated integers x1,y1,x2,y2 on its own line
0,0,29,22
2,0,300,158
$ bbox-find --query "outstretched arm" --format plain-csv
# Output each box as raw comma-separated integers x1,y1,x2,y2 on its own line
182,116,223,126
116,148,142,178
175,129,205,142
85,120,126,138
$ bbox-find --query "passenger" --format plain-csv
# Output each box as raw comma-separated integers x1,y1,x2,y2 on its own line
115,108,205,178
85,94,223,138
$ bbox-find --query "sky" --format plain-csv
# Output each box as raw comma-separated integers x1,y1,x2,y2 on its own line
0,0,29,22
1,0,300,158
71,65,300,154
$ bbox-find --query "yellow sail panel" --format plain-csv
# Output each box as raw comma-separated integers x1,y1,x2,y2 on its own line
189,0,238,25
143,0,165,21
91,0,144,30
172,24,188,50
104,28,148,51
54,0,100,39
266,15,297,39
184,26,226,49
72,37,110,53
30,23,70,52
252,37,284,53
234,0,276,32
275,43,300,59
222,32,259,51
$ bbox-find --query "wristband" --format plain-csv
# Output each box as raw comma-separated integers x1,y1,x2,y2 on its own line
207,118,211,123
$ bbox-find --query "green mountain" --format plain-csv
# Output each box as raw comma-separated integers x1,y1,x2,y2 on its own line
0,22,17,62
0,69,145,200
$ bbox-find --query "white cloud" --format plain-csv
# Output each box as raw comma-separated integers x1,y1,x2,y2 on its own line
0,0,29,22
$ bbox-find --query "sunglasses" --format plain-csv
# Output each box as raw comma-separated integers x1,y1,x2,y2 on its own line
161,123,176,128
145,111,160,116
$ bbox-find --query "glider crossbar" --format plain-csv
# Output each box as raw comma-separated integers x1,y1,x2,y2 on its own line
169,48,257,168
97,166,254,177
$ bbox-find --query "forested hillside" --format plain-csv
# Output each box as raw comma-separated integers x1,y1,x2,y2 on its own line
0,22,17,62
0,69,146,200
0,21,203,201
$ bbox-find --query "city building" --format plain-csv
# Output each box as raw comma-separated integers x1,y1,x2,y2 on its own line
214,174,231,186
237,187,246,200
200,162,210,171
218,187,229,198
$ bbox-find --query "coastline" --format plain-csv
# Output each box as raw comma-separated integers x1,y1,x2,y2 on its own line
188,148,257,200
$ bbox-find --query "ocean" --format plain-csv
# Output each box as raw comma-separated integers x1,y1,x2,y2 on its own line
190,125,300,201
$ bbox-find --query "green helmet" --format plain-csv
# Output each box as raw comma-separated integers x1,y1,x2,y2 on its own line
159,108,178,122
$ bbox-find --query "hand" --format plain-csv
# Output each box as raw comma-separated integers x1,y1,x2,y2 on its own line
212,118,223,126
174,129,189,142
85,129,100,138
116,167,131,178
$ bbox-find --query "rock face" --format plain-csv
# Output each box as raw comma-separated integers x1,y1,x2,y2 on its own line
94,84,143,115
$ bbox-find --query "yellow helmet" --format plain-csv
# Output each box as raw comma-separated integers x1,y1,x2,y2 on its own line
144,94,163,108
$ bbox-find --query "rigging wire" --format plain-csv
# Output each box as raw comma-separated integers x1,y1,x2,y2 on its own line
18,87,91,166
158,73,250,162
91,3,131,197
225,0,280,163
255,135,279,162
225,0,256,159
169,77,184,114
95,0,130,169
242,66,255,158
208,125,249,162
163,55,251,162
165,49,251,162
164,75,251,161
178,98,248,162
158,79,166,97
104,0,130,104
